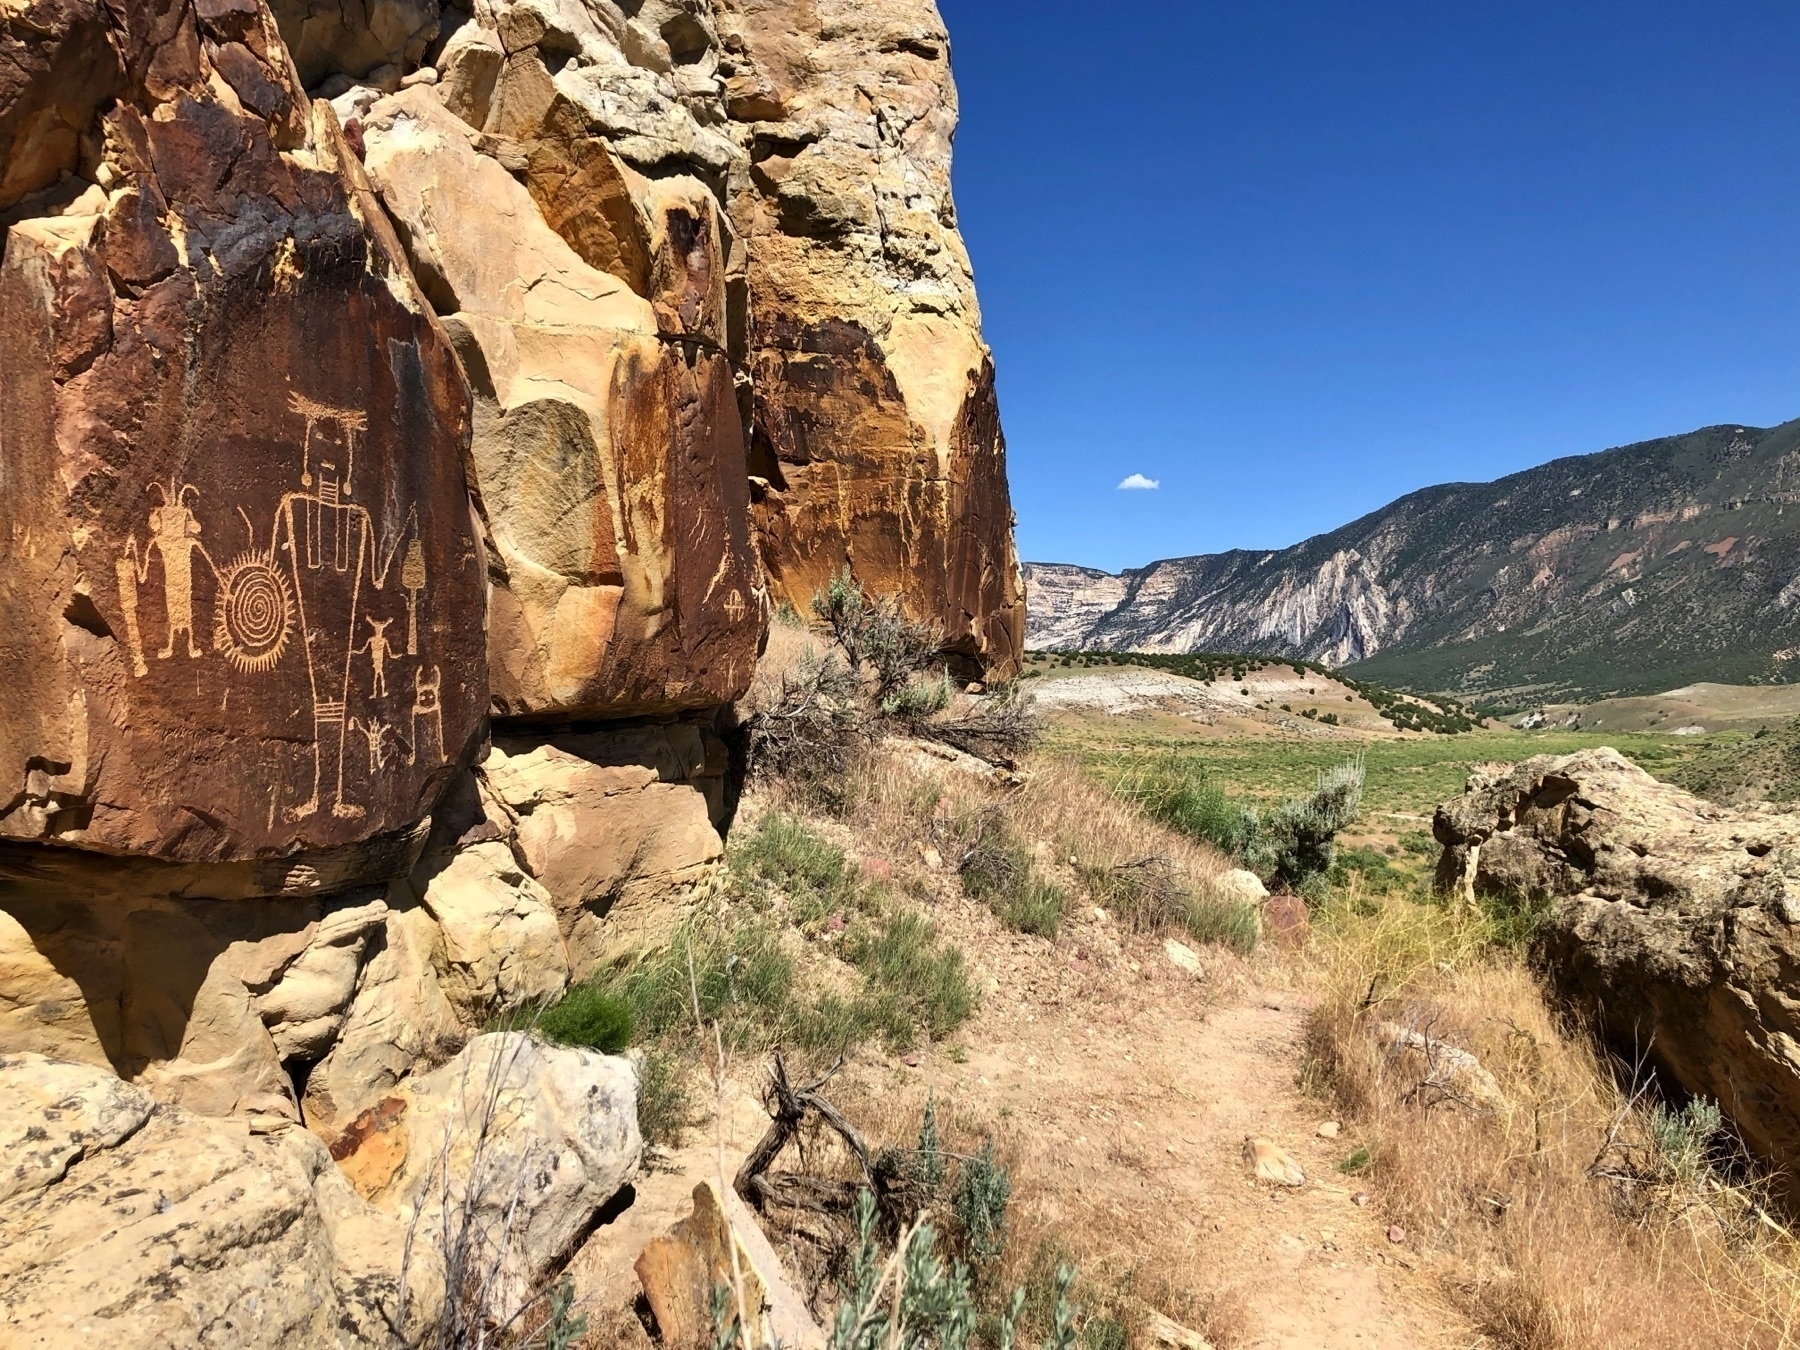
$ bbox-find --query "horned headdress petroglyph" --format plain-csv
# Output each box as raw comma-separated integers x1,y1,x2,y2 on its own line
115,389,442,824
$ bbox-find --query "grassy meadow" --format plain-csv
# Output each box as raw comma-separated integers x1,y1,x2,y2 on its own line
1048,720,1711,820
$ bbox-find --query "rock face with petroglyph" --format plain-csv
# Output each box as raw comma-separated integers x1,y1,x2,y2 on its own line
0,0,486,869
1435,749,1800,1193
294,0,1024,686
358,84,761,719
0,0,1025,1339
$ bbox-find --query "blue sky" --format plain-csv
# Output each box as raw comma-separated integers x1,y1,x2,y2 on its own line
938,1,1800,572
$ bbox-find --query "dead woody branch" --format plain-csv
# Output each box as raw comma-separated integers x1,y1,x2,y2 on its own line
734,1052,883,1216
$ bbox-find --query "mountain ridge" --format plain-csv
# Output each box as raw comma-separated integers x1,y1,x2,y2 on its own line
1026,418,1800,706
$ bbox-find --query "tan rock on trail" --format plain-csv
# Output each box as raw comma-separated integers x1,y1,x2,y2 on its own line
635,1179,826,1350
1435,747,1800,1191
1244,1134,1307,1186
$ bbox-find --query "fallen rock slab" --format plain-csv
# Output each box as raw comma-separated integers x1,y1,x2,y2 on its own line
636,1179,824,1350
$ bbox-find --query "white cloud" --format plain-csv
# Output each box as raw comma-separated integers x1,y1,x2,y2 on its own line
1116,472,1160,491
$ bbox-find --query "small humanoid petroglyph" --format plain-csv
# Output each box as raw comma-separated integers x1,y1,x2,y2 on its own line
357,616,403,698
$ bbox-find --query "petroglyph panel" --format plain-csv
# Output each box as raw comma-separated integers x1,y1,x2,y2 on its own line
0,6,485,870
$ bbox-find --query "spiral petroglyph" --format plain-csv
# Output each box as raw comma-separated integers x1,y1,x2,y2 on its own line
214,554,296,672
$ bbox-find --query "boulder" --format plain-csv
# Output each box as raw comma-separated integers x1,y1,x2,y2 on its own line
0,878,451,1129
242,899,390,1062
1219,868,1270,905
1435,748,1800,1188
0,0,486,869
1375,1021,1508,1115
330,1031,641,1322
0,0,121,213
0,1053,438,1346
302,899,467,1137
0,899,114,1069
417,840,570,1019
361,86,762,720
1164,938,1205,979
483,727,727,975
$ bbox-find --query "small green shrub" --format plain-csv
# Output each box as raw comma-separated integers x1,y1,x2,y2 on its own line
735,811,861,925
997,875,1067,937
1077,859,1257,952
539,1275,587,1350
845,909,977,1040
953,808,1068,937
635,1047,696,1150
1181,889,1262,952
1329,844,1409,895
1240,757,1365,889
600,921,797,1047
953,1141,1012,1266
1116,758,1252,857
1649,1096,1723,1187
955,809,1032,902
884,672,953,721
813,567,948,713
915,1094,947,1190
532,984,635,1053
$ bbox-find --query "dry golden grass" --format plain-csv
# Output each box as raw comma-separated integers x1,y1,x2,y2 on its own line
1305,896,1800,1349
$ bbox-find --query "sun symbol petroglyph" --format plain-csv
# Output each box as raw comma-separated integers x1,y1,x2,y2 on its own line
214,553,296,672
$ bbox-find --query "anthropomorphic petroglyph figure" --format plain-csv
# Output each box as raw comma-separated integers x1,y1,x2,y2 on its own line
357,616,402,698
410,665,444,767
149,483,206,658
120,479,214,668
348,716,391,774
275,396,417,823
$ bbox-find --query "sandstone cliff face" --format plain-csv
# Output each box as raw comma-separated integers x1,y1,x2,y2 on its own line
1436,749,1800,1195
0,0,486,869
0,0,1020,1332
722,0,1025,676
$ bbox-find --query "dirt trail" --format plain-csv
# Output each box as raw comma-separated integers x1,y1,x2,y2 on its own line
897,914,1475,1350
576,907,1480,1347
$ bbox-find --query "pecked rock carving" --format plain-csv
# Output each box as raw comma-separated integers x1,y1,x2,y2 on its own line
0,0,486,869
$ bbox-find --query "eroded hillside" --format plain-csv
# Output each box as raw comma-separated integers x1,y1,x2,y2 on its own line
1028,419,1800,703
